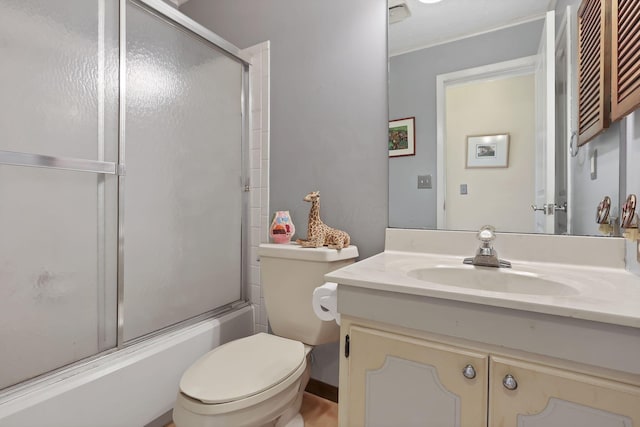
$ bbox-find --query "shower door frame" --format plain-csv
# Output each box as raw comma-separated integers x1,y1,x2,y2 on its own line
0,0,252,398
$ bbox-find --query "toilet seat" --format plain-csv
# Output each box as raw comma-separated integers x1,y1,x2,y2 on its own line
178,333,306,415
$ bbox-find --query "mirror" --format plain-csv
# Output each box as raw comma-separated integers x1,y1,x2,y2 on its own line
388,0,622,237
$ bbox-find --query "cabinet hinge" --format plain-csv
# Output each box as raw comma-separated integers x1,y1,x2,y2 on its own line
344,334,350,358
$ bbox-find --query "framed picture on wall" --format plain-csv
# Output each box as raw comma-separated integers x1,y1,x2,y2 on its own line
389,117,415,157
466,134,509,168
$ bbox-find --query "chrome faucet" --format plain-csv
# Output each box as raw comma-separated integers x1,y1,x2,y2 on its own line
463,226,512,268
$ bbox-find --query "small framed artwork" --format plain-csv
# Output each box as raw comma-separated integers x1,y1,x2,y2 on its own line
389,117,415,157
466,134,509,168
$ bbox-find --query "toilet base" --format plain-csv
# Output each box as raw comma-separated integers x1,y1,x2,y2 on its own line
280,413,304,427
274,355,311,427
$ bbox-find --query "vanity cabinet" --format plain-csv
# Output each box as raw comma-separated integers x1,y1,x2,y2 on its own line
340,318,640,427
343,325,488,427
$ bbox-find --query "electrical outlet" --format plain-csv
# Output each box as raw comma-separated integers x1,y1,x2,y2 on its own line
418,175,432,189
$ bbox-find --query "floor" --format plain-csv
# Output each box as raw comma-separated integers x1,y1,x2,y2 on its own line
166,392,338,427
299,392,338,426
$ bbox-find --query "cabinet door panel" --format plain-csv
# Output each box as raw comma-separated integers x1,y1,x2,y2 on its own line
490,356,640,427
347,326,487,427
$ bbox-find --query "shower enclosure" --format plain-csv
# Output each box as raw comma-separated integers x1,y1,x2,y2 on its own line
0,0,249,392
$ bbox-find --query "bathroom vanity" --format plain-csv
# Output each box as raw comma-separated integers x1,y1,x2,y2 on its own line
326,229,640,427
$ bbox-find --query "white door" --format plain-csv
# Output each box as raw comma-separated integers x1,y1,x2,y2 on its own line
553,5,577,235
563,5,578,235
534,11,556,233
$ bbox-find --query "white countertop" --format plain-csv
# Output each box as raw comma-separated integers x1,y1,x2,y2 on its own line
325,250,640,329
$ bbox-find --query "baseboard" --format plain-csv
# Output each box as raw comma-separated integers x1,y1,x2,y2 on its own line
305,378,338,403
144,409,173,427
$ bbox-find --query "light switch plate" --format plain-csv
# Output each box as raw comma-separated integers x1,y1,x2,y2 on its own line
460,184,468,195
418,175,432,189
590,149,597,180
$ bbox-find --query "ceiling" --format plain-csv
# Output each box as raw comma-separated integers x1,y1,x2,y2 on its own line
389,0,552,56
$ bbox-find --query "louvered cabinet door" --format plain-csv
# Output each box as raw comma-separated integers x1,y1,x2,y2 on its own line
611,0,640,120
577,0,611,145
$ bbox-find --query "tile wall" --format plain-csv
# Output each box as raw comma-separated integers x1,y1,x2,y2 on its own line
242,41,270,333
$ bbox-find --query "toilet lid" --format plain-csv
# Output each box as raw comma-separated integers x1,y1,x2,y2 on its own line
179,333,305,404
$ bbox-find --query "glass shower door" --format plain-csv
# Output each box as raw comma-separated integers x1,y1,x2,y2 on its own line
0,0,119,389
122,1,244,341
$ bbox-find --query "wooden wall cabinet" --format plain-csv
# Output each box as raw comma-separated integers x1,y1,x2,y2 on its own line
611,0,640,121
578,0,640,144
577,0,611,146
340,318,640,427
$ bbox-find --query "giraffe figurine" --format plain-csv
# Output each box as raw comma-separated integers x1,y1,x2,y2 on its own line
296,191,351,250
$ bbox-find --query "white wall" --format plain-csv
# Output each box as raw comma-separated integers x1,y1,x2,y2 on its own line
0,307,254,427
445,74,535,233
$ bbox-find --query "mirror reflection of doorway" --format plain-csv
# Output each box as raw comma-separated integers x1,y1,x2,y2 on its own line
443,71,536,233
436,11,573,235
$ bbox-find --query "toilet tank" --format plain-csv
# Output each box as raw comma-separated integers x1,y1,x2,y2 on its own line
258,243,358,345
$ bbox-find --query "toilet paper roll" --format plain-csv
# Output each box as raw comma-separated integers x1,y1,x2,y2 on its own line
312,282,341,325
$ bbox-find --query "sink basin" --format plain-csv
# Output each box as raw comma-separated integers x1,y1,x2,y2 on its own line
407,266,580,296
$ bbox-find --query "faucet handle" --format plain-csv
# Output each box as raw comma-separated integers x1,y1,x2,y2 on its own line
477,225,496,244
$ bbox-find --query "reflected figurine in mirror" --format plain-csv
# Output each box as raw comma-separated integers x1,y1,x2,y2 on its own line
622,194,637,229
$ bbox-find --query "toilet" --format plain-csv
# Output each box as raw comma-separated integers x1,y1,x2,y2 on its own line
172,243,358,427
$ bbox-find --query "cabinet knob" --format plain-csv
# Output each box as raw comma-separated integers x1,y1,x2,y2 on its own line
462,364,476,379
502,374,518,390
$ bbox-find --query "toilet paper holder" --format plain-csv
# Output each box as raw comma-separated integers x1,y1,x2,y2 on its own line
312,282,341,325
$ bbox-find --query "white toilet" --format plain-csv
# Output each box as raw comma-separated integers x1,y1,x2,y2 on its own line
173,243,358,427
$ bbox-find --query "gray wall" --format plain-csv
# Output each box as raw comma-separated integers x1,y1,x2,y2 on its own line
389,20,544,228
182,0,388,262
181,0,388,387
570,123,621,236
